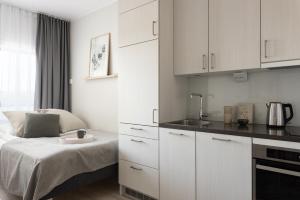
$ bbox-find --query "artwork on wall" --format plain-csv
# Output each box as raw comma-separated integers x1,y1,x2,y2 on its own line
88,33,110,79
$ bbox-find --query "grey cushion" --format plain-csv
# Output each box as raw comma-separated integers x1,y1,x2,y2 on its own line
23,113,60,138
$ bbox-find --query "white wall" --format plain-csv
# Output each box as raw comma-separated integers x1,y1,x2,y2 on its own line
71,3,118,133
188,68,300,126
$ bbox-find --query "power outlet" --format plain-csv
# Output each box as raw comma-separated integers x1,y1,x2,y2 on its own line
233,72,248,82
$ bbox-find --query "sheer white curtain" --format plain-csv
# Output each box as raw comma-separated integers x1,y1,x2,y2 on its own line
0,4,37,121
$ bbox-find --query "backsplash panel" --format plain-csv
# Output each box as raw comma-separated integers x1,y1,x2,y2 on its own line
187,68,300,126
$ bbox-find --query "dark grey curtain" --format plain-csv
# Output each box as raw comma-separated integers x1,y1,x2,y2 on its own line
34,14,70,111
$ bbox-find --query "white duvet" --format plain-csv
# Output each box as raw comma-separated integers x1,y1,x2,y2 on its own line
0,129,118,200
0,133,16,148
0,121,16,147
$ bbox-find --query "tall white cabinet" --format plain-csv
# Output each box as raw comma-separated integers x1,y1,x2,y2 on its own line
261,0,300,68
119,40,159,126
174,0,260,75
118,0,187,199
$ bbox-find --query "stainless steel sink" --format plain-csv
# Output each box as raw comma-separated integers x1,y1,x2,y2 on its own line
169,119,210,126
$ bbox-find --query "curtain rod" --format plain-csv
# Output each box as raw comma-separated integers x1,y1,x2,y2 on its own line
0,2,70,22
38,12,70,22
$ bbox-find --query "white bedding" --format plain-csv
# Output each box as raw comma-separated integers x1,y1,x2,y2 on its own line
0,127,20,200
0,130,118,200
0,133,16,148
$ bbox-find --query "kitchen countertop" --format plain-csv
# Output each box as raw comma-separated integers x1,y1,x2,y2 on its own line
160,121,300,143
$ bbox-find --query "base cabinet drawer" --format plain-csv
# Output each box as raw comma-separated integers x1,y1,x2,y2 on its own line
119,135,158,168
119,160,159,199
119,123,158,139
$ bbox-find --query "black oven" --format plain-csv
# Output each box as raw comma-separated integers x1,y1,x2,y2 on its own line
253,144,300,200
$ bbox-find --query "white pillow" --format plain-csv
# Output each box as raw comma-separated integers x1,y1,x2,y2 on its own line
4,109,87,136
42,109,87,133
2,111,27,137
0,122,15,135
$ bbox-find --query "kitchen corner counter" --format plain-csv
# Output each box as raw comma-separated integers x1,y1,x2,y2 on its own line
159,121,300,143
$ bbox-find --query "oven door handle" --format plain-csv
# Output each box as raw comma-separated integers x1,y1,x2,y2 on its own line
256,164,300,178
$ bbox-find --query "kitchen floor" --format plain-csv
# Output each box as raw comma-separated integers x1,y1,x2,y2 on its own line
55,179,127,200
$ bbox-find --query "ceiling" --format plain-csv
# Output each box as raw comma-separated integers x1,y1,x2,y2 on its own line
0,0,117,20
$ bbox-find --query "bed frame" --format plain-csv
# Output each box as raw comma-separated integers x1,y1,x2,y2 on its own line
40,164,118,200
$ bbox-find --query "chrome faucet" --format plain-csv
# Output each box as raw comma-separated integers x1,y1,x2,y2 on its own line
190,93,207,120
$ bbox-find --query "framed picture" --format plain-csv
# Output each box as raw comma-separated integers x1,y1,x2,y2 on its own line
88,33,110,79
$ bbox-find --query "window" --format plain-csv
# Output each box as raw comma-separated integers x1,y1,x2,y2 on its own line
0,4,37,121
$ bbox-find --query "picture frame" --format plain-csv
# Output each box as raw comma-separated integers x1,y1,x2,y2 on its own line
88,33,110,79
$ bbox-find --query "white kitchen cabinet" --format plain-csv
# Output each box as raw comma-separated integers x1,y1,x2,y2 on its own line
119,40,159,126
174,0,209,75
160,128,196,200
119,0,187,198
119,0,155,13
119,123,159,139
209,0,260,72
119,160,159,199
174,0,260,74
261,0,300,68
119,135,159,169
196,132,252,200
119,1,158,47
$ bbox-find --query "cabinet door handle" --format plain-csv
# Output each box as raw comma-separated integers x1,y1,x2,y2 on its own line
130,166,143,171
152,21,158,36
153,109,158,124
212,137,232,142
130,139,145,143
202,54,207,70
210,53,215,69
130,127,144,131
264,40,269,59
169,132,185,136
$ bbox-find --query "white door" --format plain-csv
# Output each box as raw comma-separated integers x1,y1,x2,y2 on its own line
119,40,159,126
197,132,252,200
261,0,300,66
160,128,196,200
209,0,260,72
119,0,155,13
119,1,158,47
174,0,209,75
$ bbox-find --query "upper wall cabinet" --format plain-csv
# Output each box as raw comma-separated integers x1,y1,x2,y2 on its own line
261,0,300,68
174,0,260,75
174,0,209,75
119,0,155,13
209,0,260,72
119,1,158,47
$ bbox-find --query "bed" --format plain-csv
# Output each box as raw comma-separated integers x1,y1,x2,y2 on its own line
0,129,118,200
